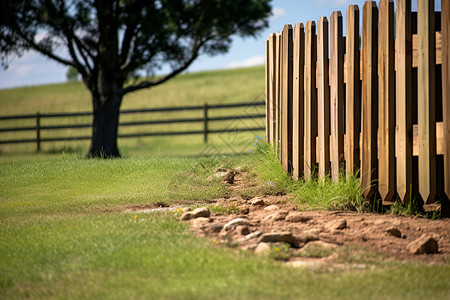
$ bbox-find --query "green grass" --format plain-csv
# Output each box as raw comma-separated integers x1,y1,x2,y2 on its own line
1,154,449,299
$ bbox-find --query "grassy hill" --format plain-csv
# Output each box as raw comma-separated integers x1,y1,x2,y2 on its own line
0,66,266,156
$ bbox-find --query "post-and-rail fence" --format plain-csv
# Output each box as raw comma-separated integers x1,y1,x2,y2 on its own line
0,101,265,151
265,0,449,210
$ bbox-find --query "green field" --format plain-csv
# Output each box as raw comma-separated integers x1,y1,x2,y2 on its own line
1,67,449,299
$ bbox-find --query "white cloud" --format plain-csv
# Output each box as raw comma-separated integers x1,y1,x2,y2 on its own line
271,7,285,20
226,55,265,69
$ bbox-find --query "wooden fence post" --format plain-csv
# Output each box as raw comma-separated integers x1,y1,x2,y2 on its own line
443,0,450,200
396,0,413,202
330,11,344,183
417,0,436,203
268,33,277,146
345,5,361,178
361,1,378,198
281,25,293,174
203,103,208,143
275,33,282,148
304,21,317,179
36,112,41,152
265,38,270,142
378,0,395,202
293,23,305,179
317,17,330,180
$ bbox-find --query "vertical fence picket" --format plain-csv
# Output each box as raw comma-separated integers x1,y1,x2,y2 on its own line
304,21,317,179
330,11,345,183
378,0,396,202
317,17,331,180
293,23,305,179
281,25,294,174
268,34,277,146
418,0,437,203
442,0,450,199
361,1,378,198
265,38,270,142
396,0,413,202
275,33,282,148
345,5,361,178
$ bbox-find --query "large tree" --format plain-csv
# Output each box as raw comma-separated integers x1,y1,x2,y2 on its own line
1,0,272,157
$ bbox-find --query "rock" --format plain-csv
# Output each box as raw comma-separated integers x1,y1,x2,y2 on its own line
246,231,263,240
235,225,250,236
254,242,271,254
239,207,250,214
294,232,320,244
286,212,312,223
223,218,249,232
207,170,234,184
192,217,211,228
259,232,297,245
262,210,288,223
407,235,439,254
385,226,402,238
264,205,280,211
192,207,210,218
250,197,265,206
204,223,223,234
325,219,347,231
401,234,407,239
182,207,192,213
180,212,193,221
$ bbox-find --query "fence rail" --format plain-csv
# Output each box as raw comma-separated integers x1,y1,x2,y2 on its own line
265,0,449,209
0,101,265,150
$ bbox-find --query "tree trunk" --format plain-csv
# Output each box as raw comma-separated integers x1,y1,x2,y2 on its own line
86,91,122,158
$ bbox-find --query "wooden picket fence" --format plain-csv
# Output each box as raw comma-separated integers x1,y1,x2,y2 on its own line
265,0,449,207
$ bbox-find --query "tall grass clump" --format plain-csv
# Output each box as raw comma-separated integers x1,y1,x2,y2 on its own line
250,140,368,212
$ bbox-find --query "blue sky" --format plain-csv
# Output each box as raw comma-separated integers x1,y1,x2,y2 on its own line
0,0,440,89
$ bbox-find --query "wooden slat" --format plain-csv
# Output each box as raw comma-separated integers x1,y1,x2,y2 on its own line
378,0,396,202
281,25,294,174
317,17,330,180
361,1,378,199
292,23,305,179
412,32,442,67
417,0,436,203
275,33,282,148
345,5,361,178
330,11,345,182
268,34,277,146
265,38,270,142
304,21,317,179
443,0,450,199
395,0,413,202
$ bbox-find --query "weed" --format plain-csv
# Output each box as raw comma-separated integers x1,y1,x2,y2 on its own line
269,243,291,261
209,204,239,215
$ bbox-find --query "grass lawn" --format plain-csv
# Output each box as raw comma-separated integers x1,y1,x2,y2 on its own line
1,153,449,299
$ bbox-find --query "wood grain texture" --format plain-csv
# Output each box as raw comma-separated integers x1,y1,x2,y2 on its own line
265,38,270,142
345,5,361,178
292,23,305,179
395,0,413,202
275,33,282,149
361,1,378,199
317,17,330,180
304,21,317,179
281,25,293,174
417,0,436,203
330,11,345,183
268,34,277,146
442,0,450,198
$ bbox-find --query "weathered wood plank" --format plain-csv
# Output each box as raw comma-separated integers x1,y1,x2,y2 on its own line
268,34,277,146
345,5,361,178
417,0,436,203
281,25,294,174
292,23,305,179
304,21,317,179
265,38,270,143
412,32,442,67
378,0,396,202
275,33,282,149
361,1,378,199
395,0,413,202
330,11,345,183
443,0,450,199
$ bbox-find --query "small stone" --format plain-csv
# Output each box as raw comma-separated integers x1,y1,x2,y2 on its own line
204,223,223,233
250,197,265,206
240,207,250,214
246,231,263,240
254,242,271,254
407,234,438,254
401,234,407,239
325,219,347,231
264,205,280,211
286,212,312,223
191,207,210,218
262,210,288,223
235,225,250,236
385,226,402,238
180,212,193,221
259,232,297,245
192,217,211,228
207,170,234,184
182,207,192,213
294,232,320,244
223,218,250,231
